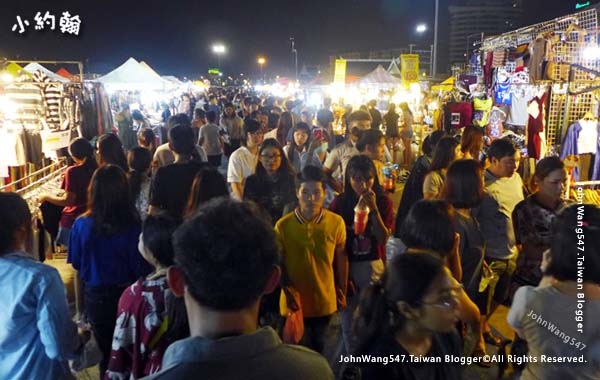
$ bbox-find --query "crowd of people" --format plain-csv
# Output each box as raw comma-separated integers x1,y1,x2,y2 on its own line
1,90,599,380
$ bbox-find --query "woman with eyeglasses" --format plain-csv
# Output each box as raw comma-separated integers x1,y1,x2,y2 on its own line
389,200,487,366
244,138,296,225
351,253,462,380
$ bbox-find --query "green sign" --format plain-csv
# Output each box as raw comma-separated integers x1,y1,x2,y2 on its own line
208,68,220,75
575,1,591,9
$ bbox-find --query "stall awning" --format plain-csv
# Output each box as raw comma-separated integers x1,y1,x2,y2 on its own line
23,63,69,83
97,58,167,91
431,77,455,91
359,65,402,86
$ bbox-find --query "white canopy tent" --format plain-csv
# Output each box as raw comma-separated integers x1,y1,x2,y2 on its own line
97,58,167,91
23,62,70,83
359,65,402,88
387,60,401,77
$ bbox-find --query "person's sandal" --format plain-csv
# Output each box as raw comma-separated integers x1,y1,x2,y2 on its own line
483,331,503,346
472,349,492,368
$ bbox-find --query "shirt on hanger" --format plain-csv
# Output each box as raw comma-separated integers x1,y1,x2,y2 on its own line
445,102,473,131
577,120,599,154
472,98,493,127
507,90,530,127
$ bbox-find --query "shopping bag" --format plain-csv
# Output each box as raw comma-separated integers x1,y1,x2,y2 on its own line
283,307,304,344
280,287,304,344
70,332,103,372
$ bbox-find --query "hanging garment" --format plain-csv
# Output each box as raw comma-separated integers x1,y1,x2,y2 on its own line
494,69,512,105
491,50,508,68
487,107,507,141
528,36,548,82
444,102,473,133
4,83,46,128
507,91,529,127
526,92,548,159
472,98,493,127
21,129,43,166
32,71,62,131
560,121,600,181
484,51,494,88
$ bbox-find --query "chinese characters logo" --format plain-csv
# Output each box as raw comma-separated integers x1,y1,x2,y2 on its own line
12,11,81,35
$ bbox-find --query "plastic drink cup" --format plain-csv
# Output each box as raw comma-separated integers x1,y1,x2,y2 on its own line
384,176,394,190
354,205,370,235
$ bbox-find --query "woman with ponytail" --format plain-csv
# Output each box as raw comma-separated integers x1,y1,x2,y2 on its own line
353,253,463,380
40,137,98,247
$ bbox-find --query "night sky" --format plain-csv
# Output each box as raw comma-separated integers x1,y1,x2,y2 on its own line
0,0,583,79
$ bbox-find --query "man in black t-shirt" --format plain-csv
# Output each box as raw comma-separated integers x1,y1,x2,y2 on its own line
149,125,207,218
367,99,382,130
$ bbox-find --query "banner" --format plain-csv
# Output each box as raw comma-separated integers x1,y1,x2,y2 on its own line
400,54,419,87
334,59,347,84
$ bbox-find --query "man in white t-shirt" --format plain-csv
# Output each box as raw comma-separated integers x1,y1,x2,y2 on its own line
227,119,264,200
152,114,207,175
199,110,224,167
323,110,371,193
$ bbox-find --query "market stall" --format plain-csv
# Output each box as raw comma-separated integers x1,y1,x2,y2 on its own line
439,7,600,204
0,60,112,188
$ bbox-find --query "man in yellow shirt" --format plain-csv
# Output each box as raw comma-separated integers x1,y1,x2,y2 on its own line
275,165,348,353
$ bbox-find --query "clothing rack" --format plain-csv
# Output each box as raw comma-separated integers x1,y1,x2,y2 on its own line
573,180,600,187
0,157,67,193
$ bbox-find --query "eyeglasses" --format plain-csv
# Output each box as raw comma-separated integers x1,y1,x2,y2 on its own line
420,285,463,310
260,154,282,161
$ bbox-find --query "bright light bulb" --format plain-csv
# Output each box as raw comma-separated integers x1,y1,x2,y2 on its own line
416,24,427,33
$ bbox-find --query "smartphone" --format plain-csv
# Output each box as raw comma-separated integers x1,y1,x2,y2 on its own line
312,128,323,139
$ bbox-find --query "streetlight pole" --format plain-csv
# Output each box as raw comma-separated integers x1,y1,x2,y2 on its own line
433,0,439,78
257,57,266,83
290,37,298,81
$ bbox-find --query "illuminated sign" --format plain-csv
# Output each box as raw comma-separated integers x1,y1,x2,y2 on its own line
575,1,591,9
208,68,220,75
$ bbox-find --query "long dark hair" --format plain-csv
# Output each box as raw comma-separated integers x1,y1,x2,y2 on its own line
278,111,294,147
141,214,190,342
69,137,98,175
86,165,140,235
127,147,152,203
429,136,460,172
255,138,294,179
98,133,128,172
442,159,484,209
355,253,445,355
339,155,387,224
287,122,312,168
397,199,456,257
185,166,229,218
